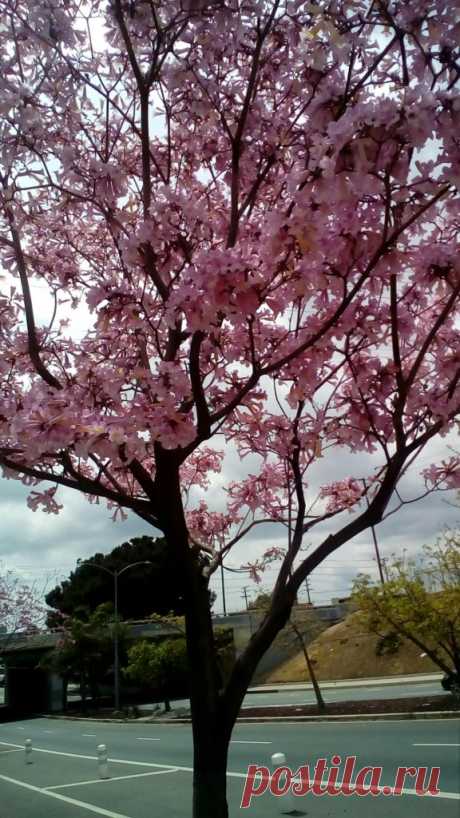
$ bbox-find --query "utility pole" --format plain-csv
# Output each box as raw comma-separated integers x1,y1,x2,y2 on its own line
381,557,389,582
242,586,250,610
220,561,227,616
305,577,312,605
113,572,119,709
361,478,385,585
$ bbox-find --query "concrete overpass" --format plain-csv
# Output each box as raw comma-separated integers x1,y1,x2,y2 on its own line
0,602,347,716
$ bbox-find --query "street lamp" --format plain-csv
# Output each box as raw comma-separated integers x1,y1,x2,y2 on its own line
79,560,152,711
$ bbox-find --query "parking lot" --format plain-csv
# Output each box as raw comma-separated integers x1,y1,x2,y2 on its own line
0,716,459,817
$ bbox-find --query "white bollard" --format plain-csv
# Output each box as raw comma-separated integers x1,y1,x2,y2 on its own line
271,751,301,815
97,744,110,779
25,739,33,764
271,751,287,766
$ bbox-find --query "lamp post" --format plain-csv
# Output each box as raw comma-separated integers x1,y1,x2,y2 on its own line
80,560,152,711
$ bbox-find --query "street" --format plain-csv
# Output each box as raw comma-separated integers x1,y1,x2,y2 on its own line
1,675,447,711
1,716,459,817
168,677,445,712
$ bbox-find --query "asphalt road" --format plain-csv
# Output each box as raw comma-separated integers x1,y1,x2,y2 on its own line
169,680,445,711
1,678,445,711
0,716,459,817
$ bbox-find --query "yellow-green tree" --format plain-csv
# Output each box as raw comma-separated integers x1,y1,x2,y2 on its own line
125,637,188,712
352,530,460,692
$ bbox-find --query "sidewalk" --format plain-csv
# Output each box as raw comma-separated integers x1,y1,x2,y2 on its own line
247,672,442,694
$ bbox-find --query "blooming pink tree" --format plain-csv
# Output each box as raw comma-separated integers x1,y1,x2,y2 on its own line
0,2,459,815
0,571,46,638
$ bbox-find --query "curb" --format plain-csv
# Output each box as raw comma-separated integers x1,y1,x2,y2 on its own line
247,674,443,694
246,688,280,694
232,710,460,723
45,709,460,725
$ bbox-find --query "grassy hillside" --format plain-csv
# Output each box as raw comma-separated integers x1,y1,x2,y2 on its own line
261,611,440,683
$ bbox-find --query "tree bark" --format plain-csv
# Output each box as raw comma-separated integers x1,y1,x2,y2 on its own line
79,674,87,711
289,621,326,711
185,573,231,817
303,643,326,712
192,734,230,818
155,450,231,817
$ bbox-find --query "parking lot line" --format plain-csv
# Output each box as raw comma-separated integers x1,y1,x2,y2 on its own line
0,773,134,818
46,768,178,790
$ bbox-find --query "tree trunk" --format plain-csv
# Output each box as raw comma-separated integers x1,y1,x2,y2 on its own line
192,737,229,818
291,622,326,711
155,451,232,818
303,644,326,711
90,679,99,705
79,674,87,711
185,580,231,817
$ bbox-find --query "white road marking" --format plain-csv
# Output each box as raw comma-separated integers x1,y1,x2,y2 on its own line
83,734,97,737
0,773,134,818
231,740,272,745
136,737,161,741
43,730,54,734
16,726,25,730
46,768,178,790
413,743,460,747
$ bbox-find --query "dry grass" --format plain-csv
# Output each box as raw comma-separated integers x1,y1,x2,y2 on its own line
261,612,439,683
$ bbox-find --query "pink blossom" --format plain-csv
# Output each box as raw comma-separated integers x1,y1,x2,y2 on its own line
319,479,363,514
27,486,63,515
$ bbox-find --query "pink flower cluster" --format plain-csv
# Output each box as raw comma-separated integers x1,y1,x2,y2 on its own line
319,479,363,514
